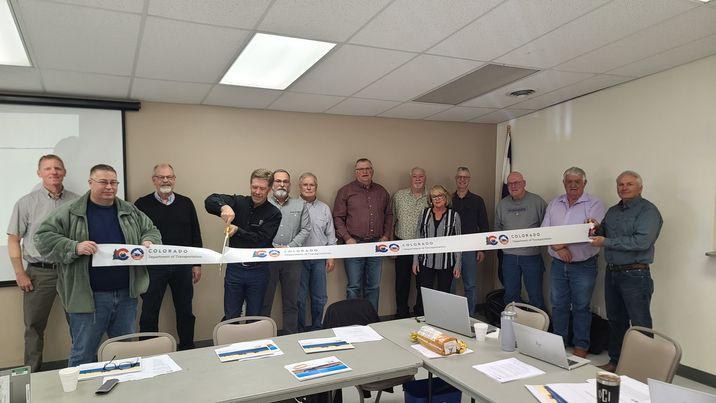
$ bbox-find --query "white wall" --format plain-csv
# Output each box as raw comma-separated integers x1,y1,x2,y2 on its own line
495,55,716,374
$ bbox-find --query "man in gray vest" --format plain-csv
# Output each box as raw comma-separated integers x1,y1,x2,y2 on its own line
7,154,78,371
495,171,547,310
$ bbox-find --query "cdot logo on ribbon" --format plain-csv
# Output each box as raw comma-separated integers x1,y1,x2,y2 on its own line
268,250,281,257
130,248,145,260
113,248,130,261
253,250,268,258
375,244,389,253
498,235,509,245
486,235,498,246
389,243,400,252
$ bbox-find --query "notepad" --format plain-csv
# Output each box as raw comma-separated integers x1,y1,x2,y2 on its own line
473,357,544,383
78,357,142,380
299,337,354,354
285,356,351,381
214,339,282,362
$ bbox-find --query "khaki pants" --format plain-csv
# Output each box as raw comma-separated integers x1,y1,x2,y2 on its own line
23,265,60,372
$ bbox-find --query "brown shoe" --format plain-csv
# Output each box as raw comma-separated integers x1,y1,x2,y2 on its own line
573,347,589,358
598,362,617,373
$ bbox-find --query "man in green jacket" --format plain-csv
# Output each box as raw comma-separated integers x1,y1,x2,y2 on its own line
35,164,161,366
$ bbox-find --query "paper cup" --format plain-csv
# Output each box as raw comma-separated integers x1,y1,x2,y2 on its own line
474,322,489,342
59,366,80,392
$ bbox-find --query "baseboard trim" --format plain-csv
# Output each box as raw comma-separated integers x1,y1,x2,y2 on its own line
677,364,716,388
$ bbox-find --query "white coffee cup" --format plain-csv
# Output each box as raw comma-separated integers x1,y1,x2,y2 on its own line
474,322,489,342
58,366,80,392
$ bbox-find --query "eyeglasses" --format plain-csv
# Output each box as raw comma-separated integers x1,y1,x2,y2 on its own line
90,178,120,187
273,179,290,184
431,195,446,200
103,355,140,371
153,175,175,181
355,168,373,172
455,175,471,180
507,181,524,187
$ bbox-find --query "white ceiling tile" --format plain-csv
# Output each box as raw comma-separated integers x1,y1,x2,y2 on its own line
429,0,608,61
349,0,502,52
470,108,534,124
510,74,632,110
461,70,593,108
130,78,212,104
47,0,145,13
425,106,498,122
290,45,415,96
148,0,270,29
0,67,43,92
495,0,698,68
135,17,249,83
42,70,130,98
259,0,390,42
325,98,400,116
268,92,345,113
379,102,451,119
607,34,716,77
557,7,716,73
19,0,141,75
355,55,483,101
203,85,282,109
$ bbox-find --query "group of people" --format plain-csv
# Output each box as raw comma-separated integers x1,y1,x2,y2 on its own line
8,155,661,375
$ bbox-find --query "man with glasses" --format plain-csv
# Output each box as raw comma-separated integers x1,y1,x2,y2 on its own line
391,167,428,318
495,171,547,310
333,158,392,312
35,164,161,365
451,166,489,317
260,169,311,335
7,154,78,371
135,163,203,350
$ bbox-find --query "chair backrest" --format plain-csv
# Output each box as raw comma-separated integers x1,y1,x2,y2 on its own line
507,302,550,331
97,332,177,362
616,326,682,383
322,299,379,329
212,316,277,346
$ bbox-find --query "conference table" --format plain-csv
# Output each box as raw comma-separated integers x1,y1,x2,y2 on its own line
371,318,600,403
31,328,422,403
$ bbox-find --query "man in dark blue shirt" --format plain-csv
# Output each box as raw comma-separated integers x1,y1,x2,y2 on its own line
591,170,663,372
205,168,281,320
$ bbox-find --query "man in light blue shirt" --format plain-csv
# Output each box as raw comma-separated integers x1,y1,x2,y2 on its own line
542,167,605,358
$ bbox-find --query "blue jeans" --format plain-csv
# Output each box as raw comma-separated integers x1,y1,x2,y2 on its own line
502,254,546,310
67,289,137,366
344,257,382,312
451,251,478,316
297,260,328,331
224,263,269,320
550,256,597,350
605,269,653,364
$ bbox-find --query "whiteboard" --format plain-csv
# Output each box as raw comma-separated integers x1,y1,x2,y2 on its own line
0,104,125,284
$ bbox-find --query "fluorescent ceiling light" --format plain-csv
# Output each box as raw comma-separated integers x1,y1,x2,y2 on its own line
0,0,31,67
221,33,335,90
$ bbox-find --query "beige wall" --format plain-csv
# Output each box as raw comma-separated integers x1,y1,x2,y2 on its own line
494,55,716,373
0,102,496,367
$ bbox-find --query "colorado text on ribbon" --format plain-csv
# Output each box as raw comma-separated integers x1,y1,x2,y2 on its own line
92,224,591,267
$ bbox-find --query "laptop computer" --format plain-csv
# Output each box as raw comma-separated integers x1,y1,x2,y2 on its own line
513,322,590,370
420,287,494,337
648,378,716,403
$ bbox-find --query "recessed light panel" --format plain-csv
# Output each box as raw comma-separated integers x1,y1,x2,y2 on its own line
0,0,31,67
220,33,335,90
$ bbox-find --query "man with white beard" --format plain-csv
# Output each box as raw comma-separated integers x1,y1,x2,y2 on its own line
135,163,203,350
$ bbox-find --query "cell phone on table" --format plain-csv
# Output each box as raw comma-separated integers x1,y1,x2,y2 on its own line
95,378,119,394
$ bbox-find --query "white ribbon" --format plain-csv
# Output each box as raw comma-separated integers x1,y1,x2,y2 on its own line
92,224,591,267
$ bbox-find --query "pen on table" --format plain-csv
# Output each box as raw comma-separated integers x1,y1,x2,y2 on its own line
543,385,567,403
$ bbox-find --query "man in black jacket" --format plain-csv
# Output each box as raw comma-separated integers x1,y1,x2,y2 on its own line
135,163,202,350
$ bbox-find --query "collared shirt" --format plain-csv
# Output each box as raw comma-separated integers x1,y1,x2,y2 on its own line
269,196,311,247
392,188,428,240
302,198,337,247
7,187,79,263
451,190,489,234
333,180,392,242
542,192,606,262
204,194,281,249
495,191,547,256
154,191,175,205
599,196,663,265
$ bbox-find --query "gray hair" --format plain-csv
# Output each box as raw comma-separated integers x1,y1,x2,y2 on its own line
563,167,587,181
410,166,425,176
299,172,318,185
456,166,470,174
617,170,643,186
272,169,290,180
153,163,174,175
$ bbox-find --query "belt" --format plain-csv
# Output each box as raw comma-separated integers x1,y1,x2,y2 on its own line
29,262,56,269
607,263,649,271
350,235,381,243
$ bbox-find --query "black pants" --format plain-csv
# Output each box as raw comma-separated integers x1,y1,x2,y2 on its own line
414,265,454,316
394,254,414,318
140,265,195,350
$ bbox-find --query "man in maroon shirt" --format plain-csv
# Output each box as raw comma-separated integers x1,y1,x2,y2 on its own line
333,158,392,312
